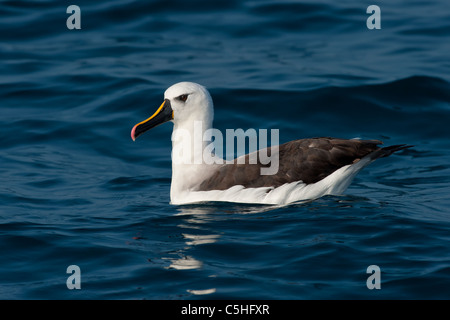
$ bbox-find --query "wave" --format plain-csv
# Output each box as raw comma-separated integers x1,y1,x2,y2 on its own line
211,75,450,142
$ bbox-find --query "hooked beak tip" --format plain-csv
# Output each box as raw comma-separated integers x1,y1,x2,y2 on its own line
131,125,137,141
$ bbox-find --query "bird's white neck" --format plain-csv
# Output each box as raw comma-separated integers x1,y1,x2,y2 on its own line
170,118,219,200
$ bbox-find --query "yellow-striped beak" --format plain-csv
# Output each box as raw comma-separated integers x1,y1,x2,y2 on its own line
131,99,173,141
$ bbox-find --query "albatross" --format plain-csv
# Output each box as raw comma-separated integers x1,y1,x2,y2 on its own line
131,82,411,205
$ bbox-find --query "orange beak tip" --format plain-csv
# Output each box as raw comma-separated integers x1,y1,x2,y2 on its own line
131,125,137,141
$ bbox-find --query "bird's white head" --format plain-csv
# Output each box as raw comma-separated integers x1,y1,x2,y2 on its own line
131,82,214,141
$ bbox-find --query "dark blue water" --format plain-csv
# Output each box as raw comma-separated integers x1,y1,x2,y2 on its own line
1,0,450,299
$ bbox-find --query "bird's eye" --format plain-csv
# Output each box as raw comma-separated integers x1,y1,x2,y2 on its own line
177,94,189,102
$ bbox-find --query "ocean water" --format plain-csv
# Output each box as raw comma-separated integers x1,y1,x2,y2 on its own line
1,0,450,300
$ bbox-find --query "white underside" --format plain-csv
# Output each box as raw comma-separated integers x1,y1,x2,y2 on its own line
170,156,374,205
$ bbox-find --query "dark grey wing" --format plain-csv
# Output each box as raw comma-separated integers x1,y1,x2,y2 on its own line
197,137,410,191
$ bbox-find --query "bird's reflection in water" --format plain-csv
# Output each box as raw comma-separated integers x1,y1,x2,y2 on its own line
164,203,282,270
164,205,221,271
162,202,281,296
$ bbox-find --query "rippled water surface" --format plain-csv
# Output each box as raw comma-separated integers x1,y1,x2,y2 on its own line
1,0,449,299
